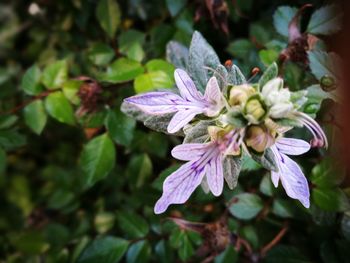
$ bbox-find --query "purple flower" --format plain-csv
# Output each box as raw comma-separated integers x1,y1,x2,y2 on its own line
154,129,243,214
293,112,328,148
124,69,224,133
270,137,311,208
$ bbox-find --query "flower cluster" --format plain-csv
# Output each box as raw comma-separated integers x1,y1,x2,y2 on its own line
124,68,327,214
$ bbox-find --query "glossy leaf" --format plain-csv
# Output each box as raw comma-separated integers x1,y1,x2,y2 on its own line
42,60,68,89
24,100,47,135
45,92,76,125
21,64,43,95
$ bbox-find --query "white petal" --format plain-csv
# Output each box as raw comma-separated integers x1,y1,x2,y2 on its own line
171,143,209,161
261,78,283,98
154,160,206,214
174,69,203,101
206,155,224,196
276,138,311,155
167,109,201,133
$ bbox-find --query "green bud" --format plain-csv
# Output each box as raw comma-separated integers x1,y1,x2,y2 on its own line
320,75,336,91
304,103,319,114
229,85,256,106
244,96,266,123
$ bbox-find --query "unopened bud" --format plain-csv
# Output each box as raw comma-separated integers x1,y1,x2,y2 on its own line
245,125,274,152
269,102,293,118
244,97,266,123
229,85,255,106
320,75,336,91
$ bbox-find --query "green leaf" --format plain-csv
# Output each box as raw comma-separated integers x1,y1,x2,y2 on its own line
118,30,145,62
178,233,194,261
88,43,115,66
80,133,116,186
272,199,295,218
259,62,278,90
223,156,241,190
0,147,6,174
307,5,342,35
45,92,76,125
105,108,136,147
101,58,144,83
155,240,174,263
0,115,18,129
62,80,82,105
227,65,246,85
126,240,151,263
116,211,149,238
94,212,115,234
145,59,175,79
166,0,186,16
134,71,174,93
312,188,350,212
307,51,341,80
341,213,350,241
251,148,278,172
187,31,220,93
273,6,298,37
228,193,263,220
24,100,47,135
311,158,345,188
166,41,188,69
214,245,238,263
42,60,68,89
259,174,274,196
0,130,26,150
265,245,311,263
77,236,129,263
21,64,43,95
259,49,279,66
226,39,254,59
127,154,152,189
96,0,121,38
10,230,49,254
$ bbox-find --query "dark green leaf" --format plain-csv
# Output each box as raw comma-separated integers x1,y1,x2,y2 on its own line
265,245,311,263
77,236,129,263
126,240,151,263
116,211,149,238
24,100,47,135
96,0,121,38
0,130,26,150
166,0,186,16
127,153,152,188
307,51,341,80
228,193,263,220
307,5,342,35
45,91,76,125
80,133,116,187
214,245,238,263
312,188,350,212
273,6,298,37
226,39,254,59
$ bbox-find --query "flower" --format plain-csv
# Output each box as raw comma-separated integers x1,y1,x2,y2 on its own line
245,125,275,152
270,137,311,208
124,69,224,133
154,129,243,214
261,78,294,118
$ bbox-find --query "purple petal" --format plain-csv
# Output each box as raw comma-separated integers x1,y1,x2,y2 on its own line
154,161,206,214
271,171,280,187
276,138,311,156
174,69,203,101
125,92,184,114
171,143,209,161
204,77,222,104
206,155,224,196
274,151,310,208
167,109,201,133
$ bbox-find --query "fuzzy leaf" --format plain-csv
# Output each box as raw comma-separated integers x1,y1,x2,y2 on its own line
259,62,278,90
166,41,189,69
251,148,278,172
223,156,241,190
227,65,246,85
183,120,213,143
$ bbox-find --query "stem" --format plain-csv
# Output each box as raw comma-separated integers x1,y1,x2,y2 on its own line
260,224,289,257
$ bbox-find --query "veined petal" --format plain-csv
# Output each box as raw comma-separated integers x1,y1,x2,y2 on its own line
276,152,310,208
271,171,280,187
174,69,203,101
167,109,202,133
206,155,224,196
204,77,224,116
276,138,311,155
171,143,210,161
125,92,184,114
154,161,206,214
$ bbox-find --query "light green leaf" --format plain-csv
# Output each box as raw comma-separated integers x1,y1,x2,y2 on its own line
259,62,278,89
307,51,341,80
166,0,186,16
77,236,129,263
226,39,254,59
187,31,220,93
145,59,175,79
116,211,149,238
45,92,75,125
101,58,144,83
42,60,68,89
21,64,44,95
134,71,174,93
105,108,136,147
259,49,279,66
24,100,47,135
118,30,145,62
307,5,342,35
273,6,298,37
87,43,115,66
96,0,121,38
80,133,116,186
62,80,82,105
229,193,263,220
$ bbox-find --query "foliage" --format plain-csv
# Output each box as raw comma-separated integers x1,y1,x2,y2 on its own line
0,0,348,262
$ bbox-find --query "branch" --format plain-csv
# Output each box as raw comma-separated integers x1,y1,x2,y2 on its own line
260,223,289,257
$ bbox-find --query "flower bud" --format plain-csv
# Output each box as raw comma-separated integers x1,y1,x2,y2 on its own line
229,85,255,106
320,75,336,91
244,97,266,124
269,102,293,118
261,78,284,104
245,125,275,152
